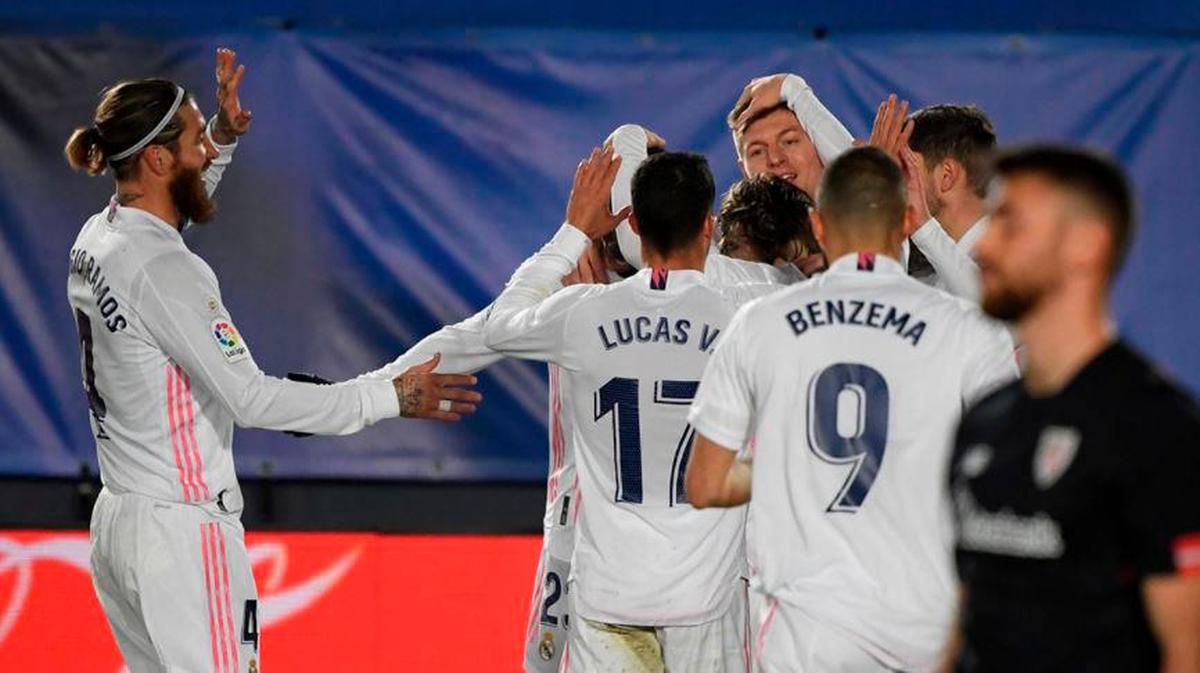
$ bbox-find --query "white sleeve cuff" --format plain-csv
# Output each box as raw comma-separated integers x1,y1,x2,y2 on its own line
205,117,239,153
360,378,401,423
780,73,809,105
780,73,854,167
911,217,946,246
550,222,592,259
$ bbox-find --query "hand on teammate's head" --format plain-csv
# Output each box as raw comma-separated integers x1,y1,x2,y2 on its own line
732,73,788,132
393,353,483,422
565,145,632,240
900,146,932,225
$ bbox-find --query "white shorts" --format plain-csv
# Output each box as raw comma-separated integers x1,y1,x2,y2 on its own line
524,550,573,673
755,600,893,673
567,586,749,673
90,488,260,673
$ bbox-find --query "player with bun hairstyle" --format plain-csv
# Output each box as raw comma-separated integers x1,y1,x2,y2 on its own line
66,49,480,673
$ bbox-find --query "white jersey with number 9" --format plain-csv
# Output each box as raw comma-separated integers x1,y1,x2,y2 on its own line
689,252,1017,670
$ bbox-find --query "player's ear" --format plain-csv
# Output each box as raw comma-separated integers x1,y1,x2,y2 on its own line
143,145,172,178
940,158,960,195
810,210,827,248
628,212,641,236
1064,216,1111,277
902,203,920,237
702,213,715,240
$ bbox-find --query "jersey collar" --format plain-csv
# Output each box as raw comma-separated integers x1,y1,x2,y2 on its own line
108,197,185,240
827,252,906,276
636,266,707,293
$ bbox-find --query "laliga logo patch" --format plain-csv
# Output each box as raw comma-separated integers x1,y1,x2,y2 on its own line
1033,426,1080,489
211,318,249,363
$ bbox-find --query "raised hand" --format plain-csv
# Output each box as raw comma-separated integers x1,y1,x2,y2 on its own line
732,74,788,131
393,354,482,422
868,94,913,160
211,47,252,144
900,146,933,233
565,145,632,240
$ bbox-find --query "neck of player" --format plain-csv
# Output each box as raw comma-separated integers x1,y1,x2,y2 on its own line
1017,284,1114,397
936,195,986,242
641,244,708,272
822,235,905,266
116,179,184,231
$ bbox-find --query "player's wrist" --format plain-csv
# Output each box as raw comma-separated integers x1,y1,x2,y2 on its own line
206,116,238,148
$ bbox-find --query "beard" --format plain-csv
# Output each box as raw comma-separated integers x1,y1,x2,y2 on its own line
981,282,1040,322
926,188,946,219
169,166,216,224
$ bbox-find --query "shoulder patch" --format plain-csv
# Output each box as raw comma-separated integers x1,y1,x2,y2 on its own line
211,318,249,363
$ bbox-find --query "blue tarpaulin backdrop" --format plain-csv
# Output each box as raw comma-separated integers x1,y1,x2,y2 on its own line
1,30,1198,480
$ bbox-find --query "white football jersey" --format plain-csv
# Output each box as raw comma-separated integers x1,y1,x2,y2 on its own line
688,252,1017,670
66,200,399,506
486,250,777,626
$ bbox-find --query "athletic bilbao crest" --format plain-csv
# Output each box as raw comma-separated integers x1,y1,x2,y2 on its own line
1033,426,1080,489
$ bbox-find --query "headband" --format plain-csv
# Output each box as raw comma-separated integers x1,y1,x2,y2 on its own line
107,85,185,163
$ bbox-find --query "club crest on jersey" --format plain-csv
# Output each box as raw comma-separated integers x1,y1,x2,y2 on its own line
1033,426,1080,489
211,318,249,363
538,631,556,661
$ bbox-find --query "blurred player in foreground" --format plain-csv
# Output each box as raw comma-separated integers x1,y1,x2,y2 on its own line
64,50,479,672
485,148,777,672
949,146,1200,672
687,147,1017,671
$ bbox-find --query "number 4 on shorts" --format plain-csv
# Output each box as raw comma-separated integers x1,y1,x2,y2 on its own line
241,599,259,652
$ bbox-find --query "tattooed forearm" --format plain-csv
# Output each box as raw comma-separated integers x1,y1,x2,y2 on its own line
398,373,425,417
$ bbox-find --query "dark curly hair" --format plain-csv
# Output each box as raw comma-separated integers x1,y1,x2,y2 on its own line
718,175,817,263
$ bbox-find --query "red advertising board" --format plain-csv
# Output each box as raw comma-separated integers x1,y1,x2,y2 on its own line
0,531,542,672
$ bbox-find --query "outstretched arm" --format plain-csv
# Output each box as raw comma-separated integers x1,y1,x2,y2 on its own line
483,146,630,362
133,254,480,433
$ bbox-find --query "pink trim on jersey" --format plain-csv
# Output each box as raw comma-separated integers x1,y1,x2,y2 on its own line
547,366,564,503
200,523,223,673
177,366,211,502
215,524,239,672
756,598,778,666
166,365,194,502
570,476,582,524
559,640,570,673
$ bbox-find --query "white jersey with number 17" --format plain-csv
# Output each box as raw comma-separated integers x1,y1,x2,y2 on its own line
485,232,777,626
689,252,1017,670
